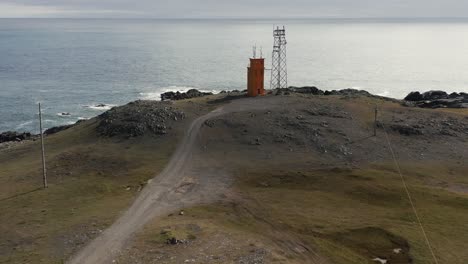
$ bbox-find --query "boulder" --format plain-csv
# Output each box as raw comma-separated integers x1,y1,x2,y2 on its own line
390,124,423,136
44,124,73,135
274,88,293,96
186,89,209,98
160,91,176,101
161,89,213,101
289,86,324,95
335,89,371,96
324,89,371,97
403,90,468,109
404,92,423,101
0,131,32,143
274,87,379,98
45,119,87,136
97,100,185,138
421,90,448,100
419,98,467,109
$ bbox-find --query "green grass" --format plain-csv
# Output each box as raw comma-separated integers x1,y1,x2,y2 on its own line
0,97,216,263
115,96,468,264
2,94,466,263
133,163,468,263
0,122,174,263
231,164,468,263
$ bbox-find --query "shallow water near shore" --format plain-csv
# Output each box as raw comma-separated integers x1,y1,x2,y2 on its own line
1,18,468,132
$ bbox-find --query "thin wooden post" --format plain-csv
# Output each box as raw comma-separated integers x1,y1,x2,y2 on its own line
39,103,47,188
374,106,378,137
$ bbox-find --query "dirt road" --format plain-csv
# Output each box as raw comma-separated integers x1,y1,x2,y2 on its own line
67,98,277,264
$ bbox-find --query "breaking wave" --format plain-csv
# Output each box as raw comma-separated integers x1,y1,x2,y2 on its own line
139,86,217,101
84,104,116,111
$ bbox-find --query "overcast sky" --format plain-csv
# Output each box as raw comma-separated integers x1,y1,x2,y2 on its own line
1,0,467,18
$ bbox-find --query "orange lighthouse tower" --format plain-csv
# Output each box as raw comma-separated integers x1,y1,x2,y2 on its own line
247,49,265,97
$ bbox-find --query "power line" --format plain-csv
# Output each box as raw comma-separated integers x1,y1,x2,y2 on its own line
380,120,439,264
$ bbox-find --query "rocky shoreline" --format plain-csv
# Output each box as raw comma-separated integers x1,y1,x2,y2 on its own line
0,131,38,150
403,90,468,108
0,131,34,143
275,86,468,109
160,89,213,101
1,87,467,146
96,100,186,138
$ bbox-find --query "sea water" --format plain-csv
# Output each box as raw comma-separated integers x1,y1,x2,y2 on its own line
1,18,468,132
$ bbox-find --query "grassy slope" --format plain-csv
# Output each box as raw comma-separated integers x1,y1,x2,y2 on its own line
126,163,468,264
236,164,468,263
233,99,468,263
0,98,217,264
1,94,467,263
120,96,468,264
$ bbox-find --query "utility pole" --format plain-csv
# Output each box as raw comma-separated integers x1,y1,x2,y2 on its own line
39,103,48,188
374,106,378,137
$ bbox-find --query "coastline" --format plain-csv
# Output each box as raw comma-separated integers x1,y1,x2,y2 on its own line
1,87,467,146
1,86,467,264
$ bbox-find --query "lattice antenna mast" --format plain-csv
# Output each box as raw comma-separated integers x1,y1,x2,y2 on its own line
270,26,288,89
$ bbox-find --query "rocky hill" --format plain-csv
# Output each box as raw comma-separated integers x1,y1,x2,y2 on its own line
96,100,186,138
404,90,468,108
1,90,467,264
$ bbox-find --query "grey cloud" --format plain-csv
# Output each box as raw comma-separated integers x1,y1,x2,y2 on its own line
1,0,468,18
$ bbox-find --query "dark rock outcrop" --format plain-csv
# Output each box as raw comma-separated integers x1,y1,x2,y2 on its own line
417,99,467,109
274,87,377,98
161,89,213,101
0,131,32,143
404,92,423,101
97,100,185,138
390,124,424,136
45,124,73,135
275,86,323,96
289,86,324,95
421,90,449,100
403,90,468,109
44,120,87,135
324,89,371,97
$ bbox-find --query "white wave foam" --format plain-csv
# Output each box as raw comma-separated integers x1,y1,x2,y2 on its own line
84,104,116,111
57,112,72,117
139,86,194,101
15,120,33,130
377,90,390,97
139,92,163,101
139,86,217,101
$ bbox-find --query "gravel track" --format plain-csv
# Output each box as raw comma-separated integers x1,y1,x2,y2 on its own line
67,98,277,264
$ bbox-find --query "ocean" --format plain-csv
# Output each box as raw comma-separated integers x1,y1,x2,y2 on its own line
1,18,468,133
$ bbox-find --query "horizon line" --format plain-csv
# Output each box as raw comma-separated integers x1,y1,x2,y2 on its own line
2,16,468,20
